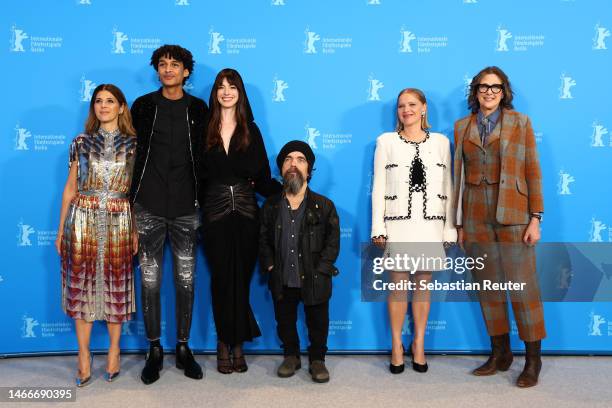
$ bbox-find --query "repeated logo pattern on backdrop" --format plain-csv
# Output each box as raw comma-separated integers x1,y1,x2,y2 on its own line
2,0,612,354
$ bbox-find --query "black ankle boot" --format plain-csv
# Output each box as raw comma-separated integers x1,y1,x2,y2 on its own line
141,343,163,385
176,342,203,380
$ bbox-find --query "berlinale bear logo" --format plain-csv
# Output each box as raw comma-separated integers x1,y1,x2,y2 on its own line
273,77,289,102
208,28,224,54
10,25,28,52
111,28,129,54
304,27,320,54
367,76,384,101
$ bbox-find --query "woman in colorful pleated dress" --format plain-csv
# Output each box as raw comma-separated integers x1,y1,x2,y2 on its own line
55,84,138,387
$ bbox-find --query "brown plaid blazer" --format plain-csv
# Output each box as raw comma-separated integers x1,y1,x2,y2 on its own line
452,109,544,226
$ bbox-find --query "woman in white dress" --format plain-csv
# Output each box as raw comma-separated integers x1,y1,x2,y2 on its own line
371,88,456,374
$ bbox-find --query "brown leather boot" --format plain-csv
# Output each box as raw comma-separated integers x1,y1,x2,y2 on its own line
517,340,542,388
472,333,513,376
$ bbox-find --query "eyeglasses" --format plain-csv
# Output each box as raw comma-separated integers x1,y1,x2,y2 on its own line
477,83,504,94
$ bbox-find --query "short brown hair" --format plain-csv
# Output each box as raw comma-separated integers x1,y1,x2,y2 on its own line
84,84,136,137
467,66,514,113
395,88,431,132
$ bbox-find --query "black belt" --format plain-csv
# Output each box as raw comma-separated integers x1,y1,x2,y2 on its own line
202,182,258,222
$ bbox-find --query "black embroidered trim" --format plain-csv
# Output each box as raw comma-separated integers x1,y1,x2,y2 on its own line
437,194,448,200
436,163,446,169
419,189,446,221
385,163,398,169
383,130,446,222
384,215,411,221
398,131,430,145
371,235,388,240
384,195,398,200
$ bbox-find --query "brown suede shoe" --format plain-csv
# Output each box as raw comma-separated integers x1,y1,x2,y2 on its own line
277,356,301,378
309,360,330,383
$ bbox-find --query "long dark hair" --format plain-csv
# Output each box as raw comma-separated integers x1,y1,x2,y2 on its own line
206,68,254,152
467,66,514,114
85,84,136,136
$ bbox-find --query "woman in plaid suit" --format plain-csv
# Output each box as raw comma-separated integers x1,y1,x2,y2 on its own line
453,66,545,388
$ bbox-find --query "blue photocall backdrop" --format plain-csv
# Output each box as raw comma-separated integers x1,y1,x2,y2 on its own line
2,0,612,355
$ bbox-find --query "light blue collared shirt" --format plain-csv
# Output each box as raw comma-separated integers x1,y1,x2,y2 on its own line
477,108,501,145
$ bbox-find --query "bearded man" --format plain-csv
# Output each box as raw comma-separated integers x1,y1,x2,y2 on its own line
259,141,340,383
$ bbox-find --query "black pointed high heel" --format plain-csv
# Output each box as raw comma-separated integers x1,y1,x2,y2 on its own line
409,341,428,373
389,344,405,374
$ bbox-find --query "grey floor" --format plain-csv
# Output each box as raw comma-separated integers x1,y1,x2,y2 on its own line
1,354,611,408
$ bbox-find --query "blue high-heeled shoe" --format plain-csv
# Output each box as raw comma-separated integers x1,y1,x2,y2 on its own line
105,351,121,382
76,354,94,387
104,371,120,382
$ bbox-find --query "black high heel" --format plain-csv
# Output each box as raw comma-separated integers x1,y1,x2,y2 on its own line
216,341,233,374
409,341,428,373
232,343,248,373
389,344,405,374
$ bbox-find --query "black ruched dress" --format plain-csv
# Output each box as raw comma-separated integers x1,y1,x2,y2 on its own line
200,121,281,345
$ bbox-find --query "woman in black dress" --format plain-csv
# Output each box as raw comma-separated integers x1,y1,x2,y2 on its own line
201,68,281,374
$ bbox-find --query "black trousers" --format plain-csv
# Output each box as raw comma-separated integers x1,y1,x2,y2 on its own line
134,203,199,341
273,286,329,362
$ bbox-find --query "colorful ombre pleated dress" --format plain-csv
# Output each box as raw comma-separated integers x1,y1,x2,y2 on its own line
61,129,136,323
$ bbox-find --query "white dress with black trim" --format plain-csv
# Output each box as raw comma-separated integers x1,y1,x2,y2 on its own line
371,131,456,271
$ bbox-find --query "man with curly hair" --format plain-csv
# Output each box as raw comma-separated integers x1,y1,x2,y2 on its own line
130,44,208,385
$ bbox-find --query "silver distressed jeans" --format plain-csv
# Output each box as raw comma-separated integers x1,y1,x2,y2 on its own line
134,203,200,341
